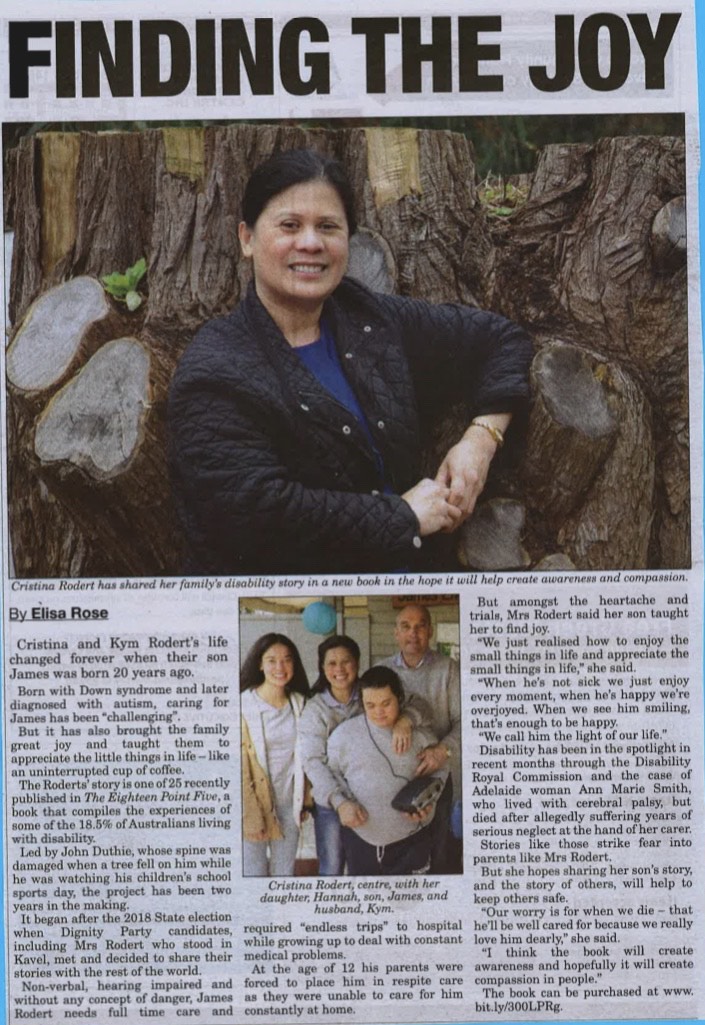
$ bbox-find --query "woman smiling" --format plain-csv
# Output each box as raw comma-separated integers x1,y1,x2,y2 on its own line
169,148,532,574
297,635,363,875
240,633,309,877
237,176,350,345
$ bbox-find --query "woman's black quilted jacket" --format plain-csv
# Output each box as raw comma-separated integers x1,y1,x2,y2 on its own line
167,277,532,575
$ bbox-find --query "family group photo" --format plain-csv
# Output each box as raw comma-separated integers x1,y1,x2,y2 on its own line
239,595,461,877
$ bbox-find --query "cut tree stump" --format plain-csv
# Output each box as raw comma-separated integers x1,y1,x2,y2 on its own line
347,228,397,293
34,338,151,480
7,277,110,392
458,499,531,571
651,195,686,273
523,342,618,527
523,340,655,569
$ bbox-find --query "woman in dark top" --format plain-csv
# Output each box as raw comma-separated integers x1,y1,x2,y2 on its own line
168,148,532,574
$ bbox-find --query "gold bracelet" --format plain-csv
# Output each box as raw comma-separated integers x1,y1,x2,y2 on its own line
470,418,505,448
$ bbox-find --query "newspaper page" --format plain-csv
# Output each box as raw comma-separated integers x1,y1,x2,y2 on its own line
1,1,702,1024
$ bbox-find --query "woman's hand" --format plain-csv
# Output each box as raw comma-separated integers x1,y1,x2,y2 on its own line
401,478,462,536
337,800,368,828
392,714,413,754
434,414,511,528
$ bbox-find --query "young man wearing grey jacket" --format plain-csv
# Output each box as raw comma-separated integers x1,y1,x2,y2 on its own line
327,666,447,874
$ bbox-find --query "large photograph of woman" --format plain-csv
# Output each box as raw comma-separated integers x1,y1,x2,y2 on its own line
4,116,688,576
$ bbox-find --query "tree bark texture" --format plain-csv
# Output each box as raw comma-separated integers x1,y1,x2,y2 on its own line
5,126,688,576
491,135,688,569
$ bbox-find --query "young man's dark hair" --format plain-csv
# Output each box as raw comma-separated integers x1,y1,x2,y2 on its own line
359,664,405,704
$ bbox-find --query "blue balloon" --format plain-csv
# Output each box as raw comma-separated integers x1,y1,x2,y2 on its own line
450,800,463,839
302,601,336,635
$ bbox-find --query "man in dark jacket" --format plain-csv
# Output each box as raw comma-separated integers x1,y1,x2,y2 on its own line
168,275,531,575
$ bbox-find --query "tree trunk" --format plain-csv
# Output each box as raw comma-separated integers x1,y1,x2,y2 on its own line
491,135,688,568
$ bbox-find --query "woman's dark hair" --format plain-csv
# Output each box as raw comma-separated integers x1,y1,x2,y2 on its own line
242,148,357,235
240,632,309,697
359,665,405,705
311,634,361,695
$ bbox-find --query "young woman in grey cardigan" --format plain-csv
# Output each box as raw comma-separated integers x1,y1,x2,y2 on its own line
240,633,309,876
